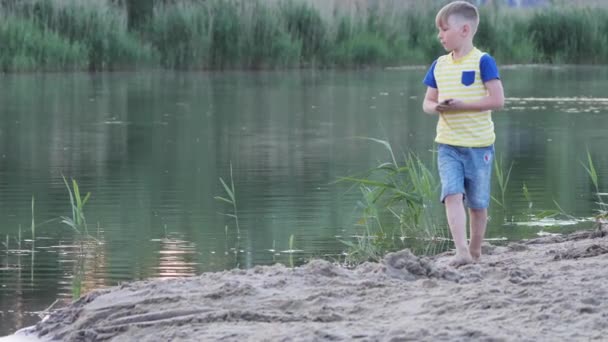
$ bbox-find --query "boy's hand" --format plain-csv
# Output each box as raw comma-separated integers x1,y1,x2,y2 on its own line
435,99,453,112
436,99,465,112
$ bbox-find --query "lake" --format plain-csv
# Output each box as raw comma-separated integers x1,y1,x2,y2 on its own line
1,66,607,335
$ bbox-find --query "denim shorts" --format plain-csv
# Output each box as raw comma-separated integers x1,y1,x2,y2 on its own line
437,143,494,209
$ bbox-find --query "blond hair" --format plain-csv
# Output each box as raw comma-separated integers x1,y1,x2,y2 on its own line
436,1,480,33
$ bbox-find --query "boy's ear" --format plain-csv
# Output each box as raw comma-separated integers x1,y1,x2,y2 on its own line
461,23,470,36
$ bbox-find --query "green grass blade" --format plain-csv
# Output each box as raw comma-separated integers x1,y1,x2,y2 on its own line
230,163,236,195
73,179,82,209
337,177,396,189
581,149,599,191
356,137,397,167
552,200,576,219
219,177,235,203
82,192,91,206
214,196,234,205
491,195,503,207
523,183,532,206
61,217,81,234
31,195,35,240
62,175,77,221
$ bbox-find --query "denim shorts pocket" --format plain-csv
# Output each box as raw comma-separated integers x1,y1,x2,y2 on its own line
461,71,475,86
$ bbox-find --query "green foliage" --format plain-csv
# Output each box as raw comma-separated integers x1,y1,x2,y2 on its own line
147,1,211,69
29,0,155,70
0,0,156,71
280,0,327,64
0,15,87,72
340,232,389,265
238,2,301,68
338,138,445,264
126,0,154,30
528,8,608,64
1,1,608,71
332,32,390,66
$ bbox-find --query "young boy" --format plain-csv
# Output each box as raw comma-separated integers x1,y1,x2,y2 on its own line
422,1,505,266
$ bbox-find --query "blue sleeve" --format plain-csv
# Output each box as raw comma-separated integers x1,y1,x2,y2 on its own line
423,60,438,88
480,54,500,83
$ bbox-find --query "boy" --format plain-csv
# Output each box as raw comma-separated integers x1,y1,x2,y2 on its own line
422,1,505,266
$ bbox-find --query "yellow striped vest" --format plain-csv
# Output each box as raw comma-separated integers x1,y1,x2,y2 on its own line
430,48,497,147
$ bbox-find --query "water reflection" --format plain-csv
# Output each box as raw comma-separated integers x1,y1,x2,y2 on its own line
506,96,608,114
152,233,198,279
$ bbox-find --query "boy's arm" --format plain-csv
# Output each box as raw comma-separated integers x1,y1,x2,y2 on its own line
422,87,441,115
443,79,504,112
442,55,504,112
422,59,441,114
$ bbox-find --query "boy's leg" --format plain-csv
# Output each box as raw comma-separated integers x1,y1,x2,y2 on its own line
469,208,487,261
437,144,472,266
445,194,472,266
463,145,494,261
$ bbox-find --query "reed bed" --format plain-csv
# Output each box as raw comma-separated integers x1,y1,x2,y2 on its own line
0,0,607,71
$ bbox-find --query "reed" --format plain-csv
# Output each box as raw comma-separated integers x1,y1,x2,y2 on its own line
31,196,35,241
1,0,606,71
215,163,241,235
521,182,564,222
18,225,22,251
341,232,386,265
582,150,607,225
0,15,87,72
527,7,608,64
61,176,92,237
492,154,513,214
288,234,295,267
56,176,99,299
339,138,444,264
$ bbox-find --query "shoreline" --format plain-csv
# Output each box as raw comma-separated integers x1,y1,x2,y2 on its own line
4,224,607,341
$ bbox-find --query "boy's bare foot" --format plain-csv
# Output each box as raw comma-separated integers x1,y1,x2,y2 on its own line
449,253,473,267
470,250,481,263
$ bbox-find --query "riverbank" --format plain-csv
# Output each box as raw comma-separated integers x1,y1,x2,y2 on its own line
1,0,608,72
5,223,606,341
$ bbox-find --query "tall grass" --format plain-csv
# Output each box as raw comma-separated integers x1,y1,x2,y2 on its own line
1,0,156,71
582,151,607,226
528,7,608,64
31,196,35,241
29,0,156,70
58,176,101,299
61,176,93,238
215,163,241,235
1,0,607,71
492,155,513,218
339,138,445,264
146,1,212,69
0,15,87,72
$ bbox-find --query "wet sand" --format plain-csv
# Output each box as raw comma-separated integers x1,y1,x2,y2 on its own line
8,224,608,341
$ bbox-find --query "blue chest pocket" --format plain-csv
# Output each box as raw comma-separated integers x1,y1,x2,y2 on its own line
461,71,476,86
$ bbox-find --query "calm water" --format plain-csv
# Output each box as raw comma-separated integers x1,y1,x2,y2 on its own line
1,67,607,334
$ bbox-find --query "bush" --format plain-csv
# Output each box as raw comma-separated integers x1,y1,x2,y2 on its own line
0,15,87,72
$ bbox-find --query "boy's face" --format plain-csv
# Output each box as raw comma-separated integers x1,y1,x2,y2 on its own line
436,15,468,52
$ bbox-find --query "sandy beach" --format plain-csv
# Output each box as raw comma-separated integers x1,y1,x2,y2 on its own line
5,224,607,342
